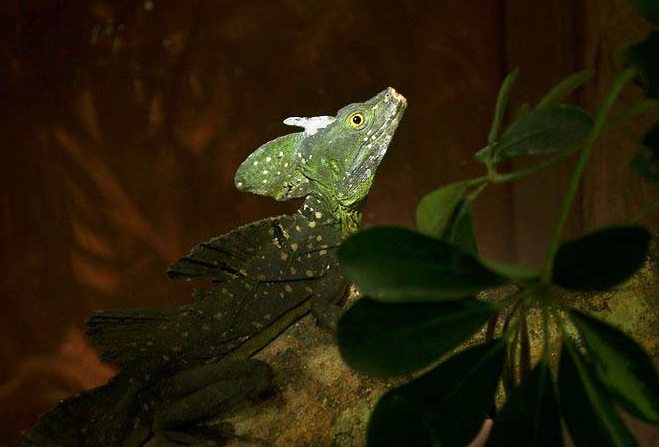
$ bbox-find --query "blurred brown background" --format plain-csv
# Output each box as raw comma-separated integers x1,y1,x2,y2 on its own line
1,0,658,445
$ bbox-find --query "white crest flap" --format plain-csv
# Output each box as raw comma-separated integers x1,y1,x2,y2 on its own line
283,116,335,135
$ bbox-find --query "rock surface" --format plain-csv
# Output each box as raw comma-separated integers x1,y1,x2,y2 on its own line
228,311,396,447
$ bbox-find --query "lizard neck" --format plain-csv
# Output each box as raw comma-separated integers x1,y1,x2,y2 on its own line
298,195,363,237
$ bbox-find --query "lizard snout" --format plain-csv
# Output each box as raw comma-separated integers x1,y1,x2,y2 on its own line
385,87,407,105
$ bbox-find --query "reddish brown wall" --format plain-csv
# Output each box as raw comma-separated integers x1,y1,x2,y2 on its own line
504,0,584,266
581,0,659,231
0,1,657,445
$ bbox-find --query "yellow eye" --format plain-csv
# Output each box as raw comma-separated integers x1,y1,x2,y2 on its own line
348,112,366,128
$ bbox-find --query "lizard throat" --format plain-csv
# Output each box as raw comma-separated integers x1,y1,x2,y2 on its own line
299,195,363,237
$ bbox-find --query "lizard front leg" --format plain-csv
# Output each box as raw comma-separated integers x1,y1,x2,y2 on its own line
311,265,350,333
134,359,273,446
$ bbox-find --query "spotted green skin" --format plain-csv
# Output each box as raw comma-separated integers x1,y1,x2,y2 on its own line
21,88,406,446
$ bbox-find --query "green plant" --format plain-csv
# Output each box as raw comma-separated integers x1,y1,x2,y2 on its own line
335,15,659,447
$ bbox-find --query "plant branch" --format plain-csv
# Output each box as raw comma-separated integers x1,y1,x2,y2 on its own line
492,148,578,184
501,300,523,339
542,305,551,363
541,67,638,282
629,197,659,223
467,181,489,201
467,175,489,186
604,99,659,134
519,316,531,379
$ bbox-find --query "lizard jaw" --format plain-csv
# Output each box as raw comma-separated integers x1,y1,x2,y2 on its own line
388,87,407,106
339,88,407,205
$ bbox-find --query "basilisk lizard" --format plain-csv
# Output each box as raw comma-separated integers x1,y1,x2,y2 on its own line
21,87,407,446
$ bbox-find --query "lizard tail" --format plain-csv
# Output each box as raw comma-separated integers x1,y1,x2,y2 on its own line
20,375,142,447
86,305,188,368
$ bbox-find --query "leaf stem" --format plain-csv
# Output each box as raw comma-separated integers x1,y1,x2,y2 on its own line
550,307,571,349
502,301,522,339
492,148,578,183
604,99,659,134
467,181,489,201
540,67,638,282
519,316,531,379
542,305,552,363
467,175,489,186
629,197,659,223
485,312,499,342
493,286,530,311
509,314,523,386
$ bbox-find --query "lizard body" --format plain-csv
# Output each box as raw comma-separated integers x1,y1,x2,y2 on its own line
21,87,406,446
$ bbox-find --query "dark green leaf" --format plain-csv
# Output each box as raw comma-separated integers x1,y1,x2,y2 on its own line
489,69,520,145
630,0,659,23
552,226,651,290
338,297,495,377
367,341,505,447
440,199,478,255
558,341,636,447
416,181,470,238
487,361,563,447
626,32,659,99
338,227,505,303
630,121,659,182
570,310,659,423
515,103,532,120
477,69,521,164
494,105,593,160
474,144,495,162
537,69,595,110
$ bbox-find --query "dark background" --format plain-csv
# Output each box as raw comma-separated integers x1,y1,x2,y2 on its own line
1,0,657,445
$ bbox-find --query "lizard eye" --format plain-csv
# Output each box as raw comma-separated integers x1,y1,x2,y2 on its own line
348,112,366,129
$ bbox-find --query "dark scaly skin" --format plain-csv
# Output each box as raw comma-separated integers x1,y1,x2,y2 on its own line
20,88,406,446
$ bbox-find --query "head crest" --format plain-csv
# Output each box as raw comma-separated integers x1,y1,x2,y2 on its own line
234,132,311,201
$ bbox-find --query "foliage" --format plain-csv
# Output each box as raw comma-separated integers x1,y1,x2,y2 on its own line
627,31,659,184
336,12,659,446
630,0,659,24
631,121,659,182
551,227,651,290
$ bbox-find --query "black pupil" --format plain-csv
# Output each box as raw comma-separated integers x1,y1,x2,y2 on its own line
352,115,362,125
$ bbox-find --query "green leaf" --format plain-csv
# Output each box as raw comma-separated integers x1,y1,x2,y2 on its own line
537,70,595,110
416,181,470,238
558,341,636,447
487,361,563,447
630,121,659,182
630,1,659,25
338,227,505,303
515,103,532,120
626,32,659,99
552,226,651,291
494,105,593,161
570,310,659,423
489,69,520,144
367,340,505,447
477,69,521,164
440,199,478,255
474,144,495,162
338,297,495,377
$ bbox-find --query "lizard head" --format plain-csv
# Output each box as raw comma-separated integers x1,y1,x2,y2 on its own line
235,87,406,208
